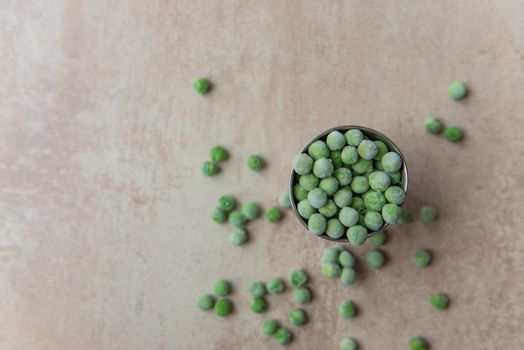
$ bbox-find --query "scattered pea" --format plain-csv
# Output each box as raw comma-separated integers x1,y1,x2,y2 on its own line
341,146,359,165
412,249,432,268
247,154,264,171
293,184,309,201
211,207,227,223
249,282,266,297
399,208,413,224
368,171,391,192
250,297,268,313
266,277,285,294
350,176,369,194
409,336,429,350
365,249,385,268
326,218,346,239
308,140,330,160
288,308,308,326
340,267,356,285
218,195,236,212
209,145,228,162
273,327,293,345
297,199,316,219
321,262,342,278
319,177,340,195
262,319,279,335
228,210,246,228
381,152,402,173
447,80,467,100
241,202,260,220
347,225,368,245
196,294,215,310
293,153,314,175
321,247,340,264
265,206,282,223
424,116,443,134
201,161,219,176
214,298,233,317
229,228,248,246
318,199,338,218
293,287,312,304
289,269,308,288
338,250,355,267
340,336,358,350
384,186,405,205
444,126,463,142
278,192,291,208
326,130,346,151
307,188,328,208
382,203,401,224
213,280,231,296
193,77,210,94
369,231,387,246
364,211,384,231
308,213,327,235
300,173,320,191
430,292,449,310
313,158,334,179
345,129,364,146
338,300,357,318
357,140,378,160
420,205,438,223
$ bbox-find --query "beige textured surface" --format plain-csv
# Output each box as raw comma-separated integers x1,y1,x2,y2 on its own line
1,1,524,349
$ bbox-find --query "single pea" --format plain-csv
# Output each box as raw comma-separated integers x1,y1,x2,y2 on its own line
241,202,260,220
211,207,227,223
288,308,308,326
308,213,327,235
447,80,468,100
339,336,358,350
293,183,309,201
213,279,231,296
265,206,282,223
358,214,366,226
340,267,356,285
321,262,342,278
338,300,357,318
374,140,389,161
209,145,228,162
350,197,365,213
299,173,320,191
307,188,328,209
247,154,264,171
334,188,353,208
278,192,291,208
357,140,378,160
293,287,312,304
327,130,347,151
319,177,339,195
382,203,401,224
420,205,438,223
308,140,330,160
424,116,443,134
228,210,246,228
399,208,413,224
266,277,285,294
339,207,359,227
369,231,387,246
374,159,384,171
338,250,355,267
389,171,401,185
313,158,334,179
341,146,359,165
229,228,248,246
289,269,308,288
364,211,384,231
335,167,353,186
193,77,210,94
197,294,215,310
384,186,405,205
381,152,402,173
330,151,343,168
347,225,367,245
297,199,316,219
365,249,385,268
325,219,345,239
293,153,314,175
345,129,364,146
412,249,432,268
262,319,279,335
201,161,219,176
350,176,369,194
363,191,386,211
321,247,340,264
319,199,338,218
218,195,236,212
351,158,373,175
430,292,449,310
273,327,293,345
444,125,463,142
250,282,267,297
409,336,429,350
214,298,233,317
368,171,391,192
250,297,268,313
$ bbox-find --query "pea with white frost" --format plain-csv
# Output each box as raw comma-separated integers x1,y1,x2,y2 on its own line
307,188,328,209
313,158,334,179
293,153,314,175
326,130,346,150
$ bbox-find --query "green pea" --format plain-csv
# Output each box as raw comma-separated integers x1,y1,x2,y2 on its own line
247,154,264,171
384,186,405,205
352,158,372,175
365,249,385,268
289,269,308,288
444,126,463,142
350,176,369,194
228,210,246,228
350,197,365,213
293,183,309,201
201,161,219,176
249,282,266,297
341,146,359,165
273,327,293,344
330,150,343,168
326,130,347,151
389,171,401,185
214,298,233,317
299,173,320,191
338,250,355,267
293,153,314,175
335,167,353,186
218,195,236,212
347,225,367,246
424,116,443,134
209,145,228,162
374,140,389,161
381,152,402,173
265,206,282,223
308,188,328,209
196,294,215,310
278,192,291,208
339,207,359,227
339,336,358,350
364,211,384,231
447,81,467,100
229,228,248,246
369,231,387,246
321,262,341,278
326,218,346,239
412,249,431,268
213,279,231,296
430,292,449,310
250,297,268,313
211,207,227,223
319,199,338,218
266,277,285,294
334,188,353,208
293,287,312,304
262,319,279,335
409,336,428,350
420,205,438,223
340,267,356,285
288,308,308,326
193,77,210,94
399,208,413,224
308,140,329,160
368,171,391,192
382,203,401,224
357,140,378,160
313,158,334,179
241,202,260,220
297,199,316,220
321,247,340,264
308,213,327,235
344,129,364,146
363,191,386,212
319,177,340,195
338,300,357,318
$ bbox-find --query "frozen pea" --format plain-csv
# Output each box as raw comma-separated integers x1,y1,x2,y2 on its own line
381,152,402,173
358,214,365,226
374,159,384,171
319,199,338,218
352,158,373,175
288,308,307,326
228,210,246,228
332,244,345,252
350,197,365,213
297,200,316,219
444,126,463,142
250,297,268,313
193,77,210,94
201,161,219,176
447,80,467,100
369,231,387,246
293,153,314,175
266,277,285,294
308,213,327,235
321,262,342,278
319,177,339,195
399,208,413,224
350,176,369,194
363,191,386,211
374,140,389,161
229,228,248,246
338,300,357,318
345,129,364,146
313,158,334,179
412,249,431,268
382,203,401,224
384,186,405,205
330,151,343,168
250,282,267,297
247,154,264,171
213,279,231,296
389,171,401,185
338,250,355,267
307,188,328,209
364,211,384,231
289,269,308,287
341,146,359,165
420,205,438,223
293,287,312,304
265,206,282,223
339,207,359,227
262,319,279,335
278,192,291,208
211,207,227,223
308,140,330,160
368,171,391,192
214,298,233,317
300,173,320,191
197,294,215,310
326,130,347,151
409,336,428,350
241,202,260,220
340,267,356,285
321,247,340,264
347,225,367,245
424,116,443,134
293,183,309,201
335,167,353,186
340,336,358,350
357,140,378,160
334,188,353,208
365,249,385,268
219,195,237,212
326,219,345,239
209,145,228,162
430,292,449,310
273,327,292,345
